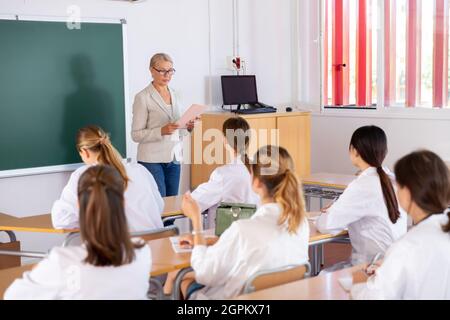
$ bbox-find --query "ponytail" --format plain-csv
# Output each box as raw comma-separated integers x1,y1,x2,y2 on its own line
252,146,306,234
376,167,400,223
274,169,306,234
78,165,144,267
77,126,129,188
97,139,129,189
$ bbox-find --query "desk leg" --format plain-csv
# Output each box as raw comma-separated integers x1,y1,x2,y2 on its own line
317,244,323,274
305,196,311,212
172,267,194,300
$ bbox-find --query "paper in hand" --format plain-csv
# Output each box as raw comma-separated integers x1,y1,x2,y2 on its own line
176,104,207,128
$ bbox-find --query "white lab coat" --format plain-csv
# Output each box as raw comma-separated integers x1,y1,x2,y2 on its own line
351,212,450,300
191,157,260,226
190,203,310,300
4,241,151,300
51,163,164,232
315,167,407,265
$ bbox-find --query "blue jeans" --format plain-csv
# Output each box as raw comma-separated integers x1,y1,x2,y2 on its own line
139,161,180,197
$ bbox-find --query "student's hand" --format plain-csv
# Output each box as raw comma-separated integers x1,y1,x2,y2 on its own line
181,192,202,224
179,234,194,249
161,123,180,136
365,260,383,276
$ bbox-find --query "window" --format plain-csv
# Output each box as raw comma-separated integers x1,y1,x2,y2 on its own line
323,0,450,109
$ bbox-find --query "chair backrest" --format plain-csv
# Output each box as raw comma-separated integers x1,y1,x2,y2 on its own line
242,262,311,294
62,226,180,247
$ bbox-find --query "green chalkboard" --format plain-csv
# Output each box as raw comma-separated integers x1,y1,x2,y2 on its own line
0,19,126,172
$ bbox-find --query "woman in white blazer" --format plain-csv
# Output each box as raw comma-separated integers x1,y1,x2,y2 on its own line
51,126,164,232
316,126,407,266
131,53,195,197
5,166,151,300
191,117,259,228
351,150,450,300
165,146,310,300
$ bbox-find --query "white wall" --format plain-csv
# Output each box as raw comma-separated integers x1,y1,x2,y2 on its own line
0,0,295,254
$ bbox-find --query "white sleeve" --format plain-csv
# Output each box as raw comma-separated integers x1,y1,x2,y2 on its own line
4,251,64,300
315,180,370,234
191,169,224,213
351,242,409,300
191,223,241,287
131,94,163,143
51,170,81,229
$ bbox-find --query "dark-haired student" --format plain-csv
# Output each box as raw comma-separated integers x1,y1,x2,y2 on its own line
5,166,151,299
191,117,259,227
351,150,450,299
316,126,407,266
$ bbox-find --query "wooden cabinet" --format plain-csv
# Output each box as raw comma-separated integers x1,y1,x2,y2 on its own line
190,111,311,188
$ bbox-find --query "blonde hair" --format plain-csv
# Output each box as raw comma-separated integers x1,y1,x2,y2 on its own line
251,145,306,234
149,53,173,69
76,126,129,188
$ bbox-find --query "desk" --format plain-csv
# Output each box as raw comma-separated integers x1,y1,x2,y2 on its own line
234,265,362,300
0,196,184,258
148,221,348,299
301,173,356,211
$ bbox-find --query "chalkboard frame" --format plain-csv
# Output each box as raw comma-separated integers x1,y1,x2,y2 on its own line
0,15,132,178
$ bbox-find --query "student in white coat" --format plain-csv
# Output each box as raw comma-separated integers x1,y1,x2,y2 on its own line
51,126,164,232
5,165,151,300
351,150,450,299
165,146,310,300
191,117,259,228
316,126,407,266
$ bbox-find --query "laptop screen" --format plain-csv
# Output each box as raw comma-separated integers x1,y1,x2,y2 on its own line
221,75,258,105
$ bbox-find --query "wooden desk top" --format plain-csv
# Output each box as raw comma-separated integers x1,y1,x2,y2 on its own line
147,220,348,275
0,196,184,234
301,173,356,190
234,265,363,300
161,196,183,217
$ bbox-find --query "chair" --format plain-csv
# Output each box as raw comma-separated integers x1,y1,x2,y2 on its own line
242,262,311,294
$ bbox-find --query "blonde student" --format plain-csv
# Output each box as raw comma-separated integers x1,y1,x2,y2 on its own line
5,166,151,300
51,125,164,232
351,150,450,300
167,146,309,300
316,126,407,266
191,117,259,226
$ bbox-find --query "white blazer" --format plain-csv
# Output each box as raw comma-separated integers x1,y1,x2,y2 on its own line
191,157,260,215
131,83,187,163
315,167,407,265
51,163,164,232
4,241,151,300
190,203,310,300
351,212,450,300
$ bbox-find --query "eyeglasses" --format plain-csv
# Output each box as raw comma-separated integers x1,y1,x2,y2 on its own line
152,67,176,76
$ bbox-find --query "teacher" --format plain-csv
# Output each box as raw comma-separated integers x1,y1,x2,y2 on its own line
131,53,194,197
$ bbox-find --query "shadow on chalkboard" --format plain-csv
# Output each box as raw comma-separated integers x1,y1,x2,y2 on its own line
62,54,115,163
